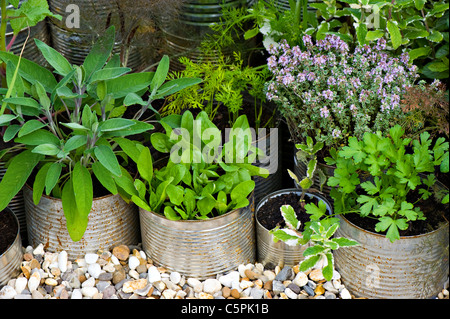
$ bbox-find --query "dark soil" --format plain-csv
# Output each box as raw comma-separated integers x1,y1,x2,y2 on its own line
345,187,449,237
257,192,321,232
0,209,18,255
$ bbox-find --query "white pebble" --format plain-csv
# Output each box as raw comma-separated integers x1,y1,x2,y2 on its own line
0,285,17,299
15,277,28,294
139,250,146,260
88,263,102,278
71,289,83,299
81,287,99,298
203,279,222,295
33,244,45,255
81,277,96,288
187,278,202,288
84,253,99,264
147,266,161,283
340,288,352,299
28,272,41,292
170,272,181,285
219,271,240,288
58,251,68,272
128,256,140,270
162,289,177,299
285,287,298,299
110,255,120,265
293,272,308,287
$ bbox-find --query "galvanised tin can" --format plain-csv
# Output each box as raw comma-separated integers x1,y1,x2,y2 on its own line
0,208,22,286
139,195,255,279
23,186,140,261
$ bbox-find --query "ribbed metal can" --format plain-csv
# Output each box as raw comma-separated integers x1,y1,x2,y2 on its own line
253,124,282,204
160,0,252,71
0,161,27,245
256,188,333,268
23,186,140,261
0,208,22,286
47,0,153,70
334,202,449,299
139,195,255,279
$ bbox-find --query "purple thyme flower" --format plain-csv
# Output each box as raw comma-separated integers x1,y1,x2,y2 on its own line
322,89,334,100
320,106,330,118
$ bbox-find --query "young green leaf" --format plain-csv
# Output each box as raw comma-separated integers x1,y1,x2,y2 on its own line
72,162,93,221
34,39,73,76
32,162,52,205
45,162,63,195
94,145,122,177
62,178,88,242
137,147,153,184
280,205,300,230
92,161,118,195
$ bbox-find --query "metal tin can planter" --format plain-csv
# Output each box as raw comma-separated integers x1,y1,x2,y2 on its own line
0,208,22,286
160,0,253,71
256,188,333,268
0,161,27,245
48,0,153,70
139,196,255,280
253,123,282,204
334,210,449,299
23,186,140,261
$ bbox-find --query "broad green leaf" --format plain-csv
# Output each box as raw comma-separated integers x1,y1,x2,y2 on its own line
414,0,426,10
166,184,184,206
387,20,402,49
83,26,115,80
45,162,63,195
0,150,42,211
3,97,40,109
299,255,321,272
3,124,21,142
280,205,300,230
164,206,182,221
123,92,146,106
14,129,60,146
304,200,327,221
89,67,131,84
154,77,202,100
105,72,154,99
151,55,170,91
62,178,88,242
32,143,60,156
332,237,359,247
322,253,334,281
32,162,52,205
64,135,88,152
230,180,255,202
270,228,301,245
325,223,339,239
0,51,57,92
113,137,142,163
365,30,384,41
131,195,152,212
92,161,118,195
98,118,136,133
427,30,444,43
34,39,73,76
18,120,46,137
72,162,93,220
0,114,17,125
303,245,326,257
197,195,216,217
94,144,122,177
137,147,153,184
409,47,432,61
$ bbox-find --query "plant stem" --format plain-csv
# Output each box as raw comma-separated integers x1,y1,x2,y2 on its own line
0,0,7,53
